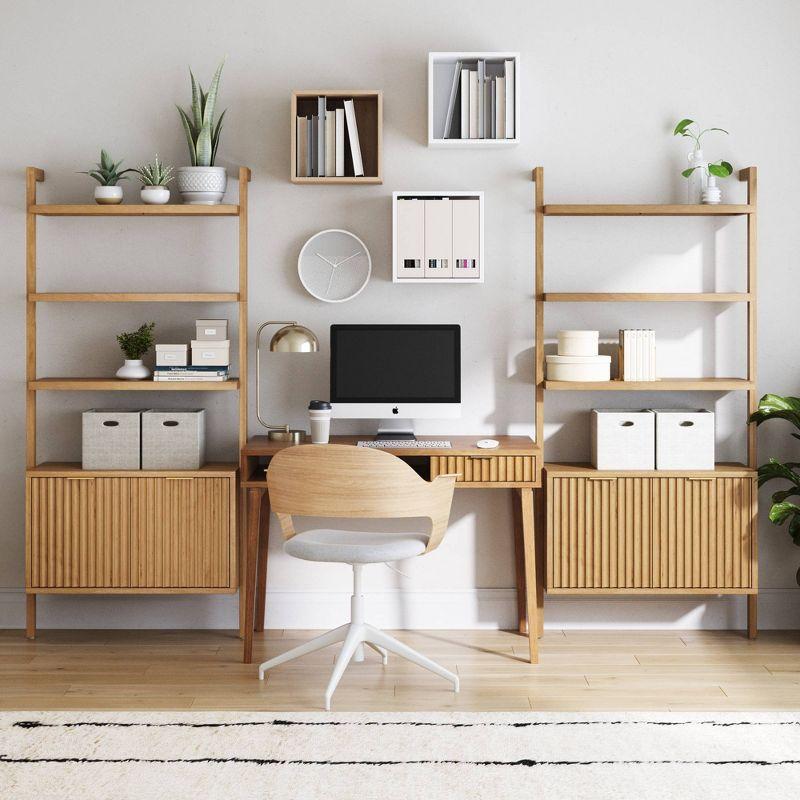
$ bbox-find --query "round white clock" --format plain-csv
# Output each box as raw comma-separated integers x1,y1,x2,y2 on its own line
298,229,371,303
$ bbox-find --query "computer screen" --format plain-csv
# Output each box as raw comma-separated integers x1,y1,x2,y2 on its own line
330,324,460,403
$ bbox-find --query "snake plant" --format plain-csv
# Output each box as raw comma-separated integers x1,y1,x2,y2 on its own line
176,59,226,167
79,149,133,185
133,155,175,187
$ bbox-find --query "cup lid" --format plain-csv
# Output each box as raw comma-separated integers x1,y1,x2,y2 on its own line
308,400,331,410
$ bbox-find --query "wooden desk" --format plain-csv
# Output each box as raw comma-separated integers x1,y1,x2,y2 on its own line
239,435,543,664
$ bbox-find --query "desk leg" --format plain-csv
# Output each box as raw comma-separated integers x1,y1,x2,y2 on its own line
519,487,539,663
26,594,36,639
512,490,528,636
534,487,545,638
238,486,247,639
243,488,263,664
254,491,271,632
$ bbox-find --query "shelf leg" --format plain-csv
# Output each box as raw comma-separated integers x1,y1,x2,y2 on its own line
26,594,36,640
519,488,539,663
254,490,271,632
243,488,262,664
534,487,545,638
747,594,758,639
511,489,528,636
238,485,247,639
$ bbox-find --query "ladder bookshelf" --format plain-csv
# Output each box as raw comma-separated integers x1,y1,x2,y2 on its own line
24,166,251,638
532,166,759,636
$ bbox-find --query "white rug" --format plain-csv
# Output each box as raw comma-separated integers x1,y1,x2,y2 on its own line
2,712,800,799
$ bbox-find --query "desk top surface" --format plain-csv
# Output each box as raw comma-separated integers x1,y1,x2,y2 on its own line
242,435,540,457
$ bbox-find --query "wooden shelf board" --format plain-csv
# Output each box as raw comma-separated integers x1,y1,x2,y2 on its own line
29,378,240,391
543,292,751,303
28,462,238,477
30,204,240,216
543,378,752,391
544,462,755,477
30,292,239,303
543,204,754,216
290,176,383,185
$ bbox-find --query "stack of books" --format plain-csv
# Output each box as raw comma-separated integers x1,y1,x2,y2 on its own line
154,366,229,382
296,97,363,178
442,58,515,140
618,329,657,381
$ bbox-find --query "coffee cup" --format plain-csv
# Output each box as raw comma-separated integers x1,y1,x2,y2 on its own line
308,400,332,444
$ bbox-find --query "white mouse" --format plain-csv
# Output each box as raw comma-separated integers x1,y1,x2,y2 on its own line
476,439,500,449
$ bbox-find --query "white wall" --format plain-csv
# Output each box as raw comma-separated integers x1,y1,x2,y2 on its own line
2,0,799,630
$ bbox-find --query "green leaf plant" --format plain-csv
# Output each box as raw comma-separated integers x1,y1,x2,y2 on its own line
78,149,134,186
117,323,155,361
748,394,800,583
673,119,734,180
133,155,175,187
176,59,226,167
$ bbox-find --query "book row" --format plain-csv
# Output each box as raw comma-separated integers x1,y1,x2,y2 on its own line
296,97,364,178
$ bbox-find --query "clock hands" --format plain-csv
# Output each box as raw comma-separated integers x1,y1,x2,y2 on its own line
315,252,337,268
333,251,362,267
315,251,363,297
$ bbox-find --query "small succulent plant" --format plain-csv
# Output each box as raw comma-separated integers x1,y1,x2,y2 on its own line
79,149,133,186
134,155,175,187
176,59,226,167
117,322,155,360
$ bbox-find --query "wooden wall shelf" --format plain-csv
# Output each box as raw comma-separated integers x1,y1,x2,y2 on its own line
543,378,752,392
543,204,754,216
29,378,240,391
543,293,751,303
30,292,240,303
30,204,240,216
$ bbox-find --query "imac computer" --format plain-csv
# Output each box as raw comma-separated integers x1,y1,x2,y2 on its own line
330,324,461,440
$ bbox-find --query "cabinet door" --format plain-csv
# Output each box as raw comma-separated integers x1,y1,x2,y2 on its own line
395,199,424,279
423,198,453,278
451,198,480,280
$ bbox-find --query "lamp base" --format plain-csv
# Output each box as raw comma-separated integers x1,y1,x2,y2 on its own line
267,429,306,444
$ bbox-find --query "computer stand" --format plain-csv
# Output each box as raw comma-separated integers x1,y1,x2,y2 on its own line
375,421,416,441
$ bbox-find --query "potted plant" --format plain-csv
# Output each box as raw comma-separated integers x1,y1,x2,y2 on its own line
79,149,133,204
133,155,175,205
116,322,155,380
175,59,228,204
673,119,733,204
749,394,800,584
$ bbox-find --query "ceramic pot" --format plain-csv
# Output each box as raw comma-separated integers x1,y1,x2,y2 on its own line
701,176,722,205
140,186,170,205
115,359,150,380
94,185,123,205
176,166,227,205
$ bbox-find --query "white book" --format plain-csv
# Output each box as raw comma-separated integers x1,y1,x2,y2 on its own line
335,108,345,177
496,76,506,139
325,110,335,177
477,59,485,138
442,60,461,139
459,67,469,140
154,375,226,382
317,96,326,177
650,330,657,380
469,70,478,138
637,330,644,381
490,78,496,138
343,99,364,177
504,59,515,138
296,116,308,178
623,329,633,380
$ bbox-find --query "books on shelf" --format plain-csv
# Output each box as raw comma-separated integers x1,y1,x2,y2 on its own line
618,329,657,381
154,366,229,382
444,58,515,141
296,96,364,178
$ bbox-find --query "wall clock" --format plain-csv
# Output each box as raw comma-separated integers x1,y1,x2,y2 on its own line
298,229,371,303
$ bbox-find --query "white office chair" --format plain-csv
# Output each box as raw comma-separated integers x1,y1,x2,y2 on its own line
258,444,460,710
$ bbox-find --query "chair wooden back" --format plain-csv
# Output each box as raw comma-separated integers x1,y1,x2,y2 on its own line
266,444,457,553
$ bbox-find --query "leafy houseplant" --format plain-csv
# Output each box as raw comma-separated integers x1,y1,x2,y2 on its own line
79,149,133,205
115,322,155,380
175,59,228,204
748,394,800,584
134,156,175,205
673,119,733,203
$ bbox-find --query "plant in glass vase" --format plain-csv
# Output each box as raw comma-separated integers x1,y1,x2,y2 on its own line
116,322,155,380
673,119,733,204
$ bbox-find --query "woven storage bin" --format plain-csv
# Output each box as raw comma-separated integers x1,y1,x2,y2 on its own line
141,409,206,469
82,409,144,470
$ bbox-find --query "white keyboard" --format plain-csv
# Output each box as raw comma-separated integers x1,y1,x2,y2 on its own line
357,440,452,449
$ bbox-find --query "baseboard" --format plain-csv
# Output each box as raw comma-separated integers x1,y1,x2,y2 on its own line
1,588,799,630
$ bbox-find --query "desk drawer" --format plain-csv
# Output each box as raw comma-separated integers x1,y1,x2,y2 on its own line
431,455,538,485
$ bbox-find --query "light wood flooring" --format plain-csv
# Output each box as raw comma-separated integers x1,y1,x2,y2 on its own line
3,629,800,712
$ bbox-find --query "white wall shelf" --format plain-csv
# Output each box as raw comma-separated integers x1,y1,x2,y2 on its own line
392,191,484,284
427,52,520,147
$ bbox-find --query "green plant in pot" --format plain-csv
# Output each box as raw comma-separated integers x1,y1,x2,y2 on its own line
134,156,175,205
176,59,228,204
673,119,733,204
79,149,133,205
748,394,800,585
116,323,155,380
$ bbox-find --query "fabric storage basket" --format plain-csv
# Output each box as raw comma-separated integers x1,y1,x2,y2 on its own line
82,409,144,470
546,354,610,382
591,409,655,470
195,319,228,341
557,330,599,356
654,409,715,470
141,409,206,469
191,339,230,366
155,343,188,366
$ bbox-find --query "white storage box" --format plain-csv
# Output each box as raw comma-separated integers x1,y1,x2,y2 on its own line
195,319,228,341
82,409,144,470
592,409,655,470
191,339,230,366
142,409,206,469
155,343,188,366
654,409,715,470
546,354,611,382
558,330,599,356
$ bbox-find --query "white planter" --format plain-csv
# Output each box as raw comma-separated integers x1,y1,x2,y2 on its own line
140,186,170,204
176,166,227,205
94,185,123,205
115,359,150,380
546,354,610,382
592,409,656,470
557,330,599,357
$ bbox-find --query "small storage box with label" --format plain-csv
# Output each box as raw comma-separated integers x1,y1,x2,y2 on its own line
82,408,145,470
191,340,230,366
654,409,715,470
546,330,611,382
155,343,188,367
591,409,655,470
141,409,206,469
195,319,228,341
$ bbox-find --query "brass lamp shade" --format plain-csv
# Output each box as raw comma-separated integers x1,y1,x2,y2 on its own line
269,324,319,353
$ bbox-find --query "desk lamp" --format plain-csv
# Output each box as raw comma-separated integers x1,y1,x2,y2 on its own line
256,321,319,443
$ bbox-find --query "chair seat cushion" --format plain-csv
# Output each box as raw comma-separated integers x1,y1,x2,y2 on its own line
284,529,429,564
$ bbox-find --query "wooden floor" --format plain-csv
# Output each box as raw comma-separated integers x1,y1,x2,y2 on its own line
3,628,800,712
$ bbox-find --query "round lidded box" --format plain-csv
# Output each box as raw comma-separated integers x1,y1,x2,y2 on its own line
557,330,599,357
546,354,611,382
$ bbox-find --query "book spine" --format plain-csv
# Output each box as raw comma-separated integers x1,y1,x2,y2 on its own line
335,108,345,177
460,68,469,140
317,96,326,177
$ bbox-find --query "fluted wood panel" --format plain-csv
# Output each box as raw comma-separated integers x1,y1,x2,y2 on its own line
547,475,755,591
430,455,537,484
